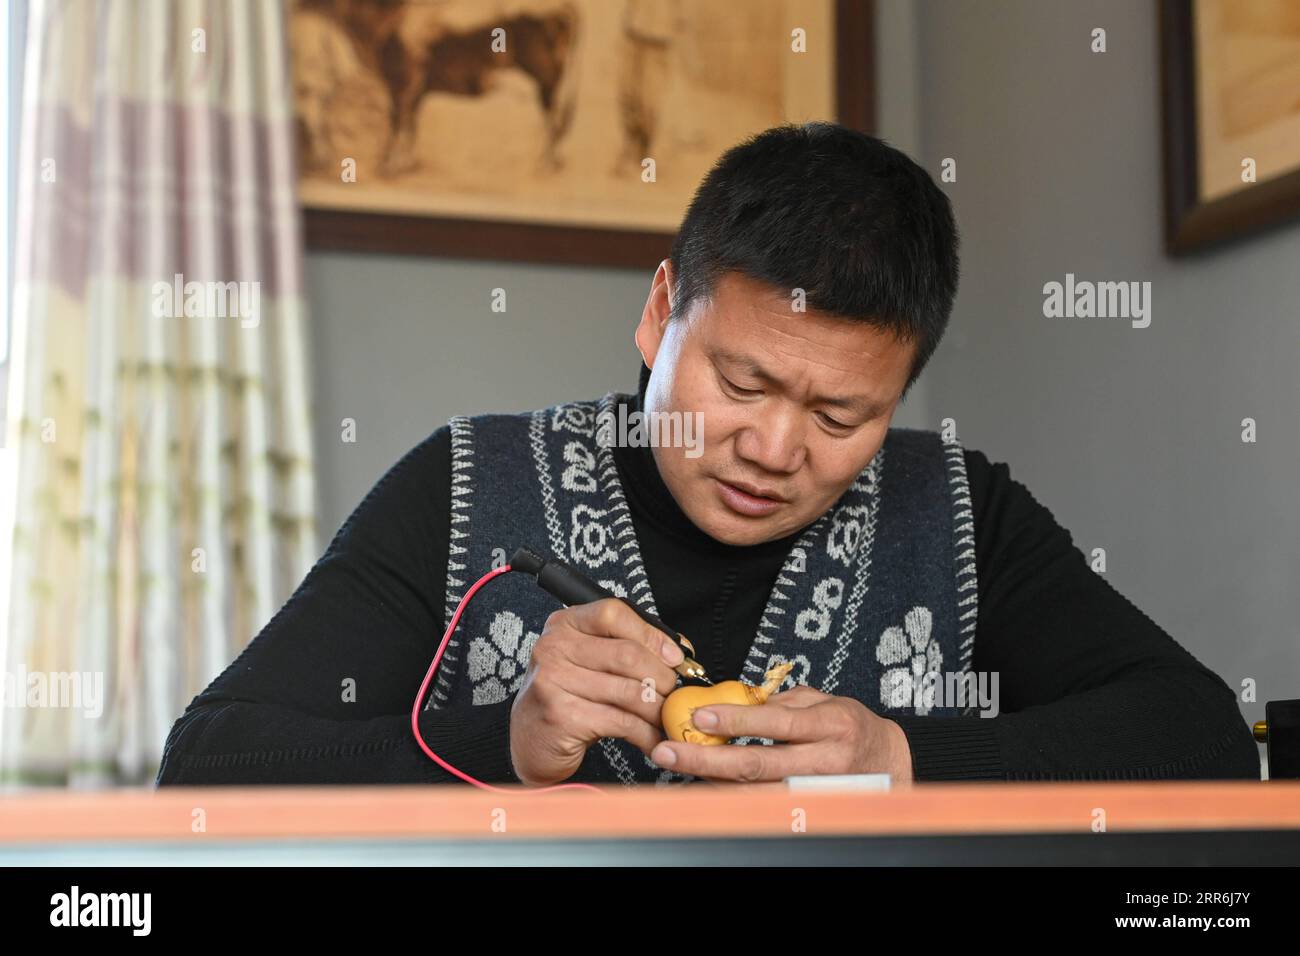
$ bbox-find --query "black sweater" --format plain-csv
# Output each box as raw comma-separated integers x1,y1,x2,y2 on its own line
155,365,1260,786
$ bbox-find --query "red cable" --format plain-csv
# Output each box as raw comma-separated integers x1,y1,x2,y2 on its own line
411,563,605,794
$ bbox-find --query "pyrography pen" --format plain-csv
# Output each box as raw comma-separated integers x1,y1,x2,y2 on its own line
411,546,711,793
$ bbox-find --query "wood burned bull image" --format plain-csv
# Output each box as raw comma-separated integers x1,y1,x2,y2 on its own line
292,0,582,178
290,0,829,239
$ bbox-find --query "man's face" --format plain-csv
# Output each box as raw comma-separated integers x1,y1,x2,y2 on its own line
634,264,916,546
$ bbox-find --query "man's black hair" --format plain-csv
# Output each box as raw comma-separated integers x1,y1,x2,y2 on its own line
667,121,959,400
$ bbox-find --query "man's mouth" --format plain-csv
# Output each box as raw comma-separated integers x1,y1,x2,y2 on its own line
715,478,785,517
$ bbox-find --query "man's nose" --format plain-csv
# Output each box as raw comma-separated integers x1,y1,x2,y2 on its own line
735,406,805,474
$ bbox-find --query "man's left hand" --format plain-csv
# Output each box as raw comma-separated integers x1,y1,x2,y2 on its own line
649,685,914,783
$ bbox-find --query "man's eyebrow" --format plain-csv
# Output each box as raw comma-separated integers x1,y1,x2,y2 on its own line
709,347,888,417
711,347,777,382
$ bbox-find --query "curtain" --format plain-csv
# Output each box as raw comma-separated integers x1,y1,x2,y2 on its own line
2,0,317,787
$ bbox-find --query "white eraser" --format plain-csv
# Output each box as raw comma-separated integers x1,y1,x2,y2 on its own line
784,773,893,792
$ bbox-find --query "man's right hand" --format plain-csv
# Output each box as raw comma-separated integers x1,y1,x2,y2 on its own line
508,597,685,787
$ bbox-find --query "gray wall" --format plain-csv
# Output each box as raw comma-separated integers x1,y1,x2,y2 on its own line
306,253,652,533
911,0,1299,748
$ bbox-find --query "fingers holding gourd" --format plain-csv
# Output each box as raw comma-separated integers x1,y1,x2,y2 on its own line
660,661,796,745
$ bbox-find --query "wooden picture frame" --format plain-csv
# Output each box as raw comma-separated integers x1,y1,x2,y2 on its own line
1160,0,1300,255
297,0,875,268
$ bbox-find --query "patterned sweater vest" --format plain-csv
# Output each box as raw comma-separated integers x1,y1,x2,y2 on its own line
428,391,979,786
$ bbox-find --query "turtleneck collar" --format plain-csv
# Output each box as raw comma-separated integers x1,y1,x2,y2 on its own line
611,361,806,558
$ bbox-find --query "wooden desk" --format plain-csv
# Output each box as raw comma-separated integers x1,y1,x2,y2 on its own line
2,780,1298,865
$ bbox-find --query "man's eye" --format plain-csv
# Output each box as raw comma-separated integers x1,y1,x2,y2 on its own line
818,411,852,429
722,376,761,396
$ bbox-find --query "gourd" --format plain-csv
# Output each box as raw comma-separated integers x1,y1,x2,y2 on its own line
661,662,795,745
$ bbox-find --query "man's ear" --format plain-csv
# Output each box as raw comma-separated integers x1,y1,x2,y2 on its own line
635,259,674,368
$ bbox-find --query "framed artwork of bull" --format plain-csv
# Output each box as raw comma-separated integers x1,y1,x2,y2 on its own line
290,0,874,267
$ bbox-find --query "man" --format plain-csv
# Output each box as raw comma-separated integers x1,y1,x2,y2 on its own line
156,122,1259,787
